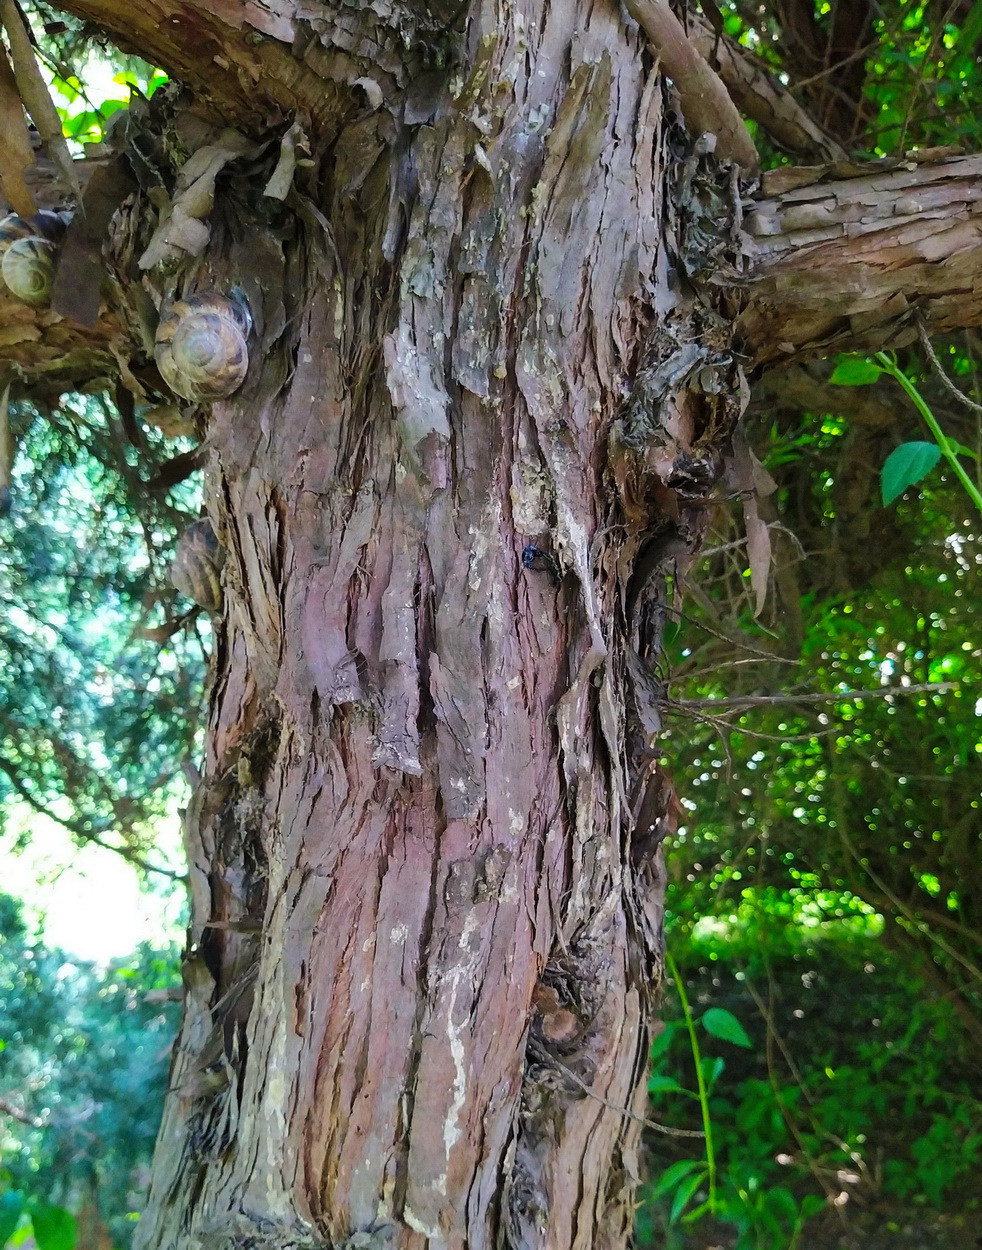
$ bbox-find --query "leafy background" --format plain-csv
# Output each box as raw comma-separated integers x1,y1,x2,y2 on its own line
2,0,982,1247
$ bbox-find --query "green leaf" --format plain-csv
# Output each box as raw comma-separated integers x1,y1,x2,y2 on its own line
669,1171,706,1224
800,1194,826,1219
950,440,980,462
829,357,884,386
62,111,101,139
881,441,942,505
650,1158,705,1201
701,1007,753,1048
647,1074,690,1096
50,75,81,105
0,1192,25,1247
762,1184,800,1223
701,1054,725,1089
28,1205,77,1250
681,1197,713,1225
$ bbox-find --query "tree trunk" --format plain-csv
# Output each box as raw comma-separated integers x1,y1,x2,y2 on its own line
113,8,696,1250
7,4,982,1249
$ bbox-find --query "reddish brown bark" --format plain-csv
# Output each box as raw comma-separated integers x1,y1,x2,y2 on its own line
116,8,681,1249
740,155,982,366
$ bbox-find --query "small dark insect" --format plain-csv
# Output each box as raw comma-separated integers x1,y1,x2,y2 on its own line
522,544,560,584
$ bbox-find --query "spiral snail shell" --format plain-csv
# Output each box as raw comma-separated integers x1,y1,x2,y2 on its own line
154,292,252,403
0,211,66,306
170,518,225,613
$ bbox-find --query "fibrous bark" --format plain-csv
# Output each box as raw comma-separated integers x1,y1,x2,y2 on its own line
97,8,693,1250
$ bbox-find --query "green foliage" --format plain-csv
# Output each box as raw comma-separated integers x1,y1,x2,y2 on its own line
26,1203,77,1250
0,394,206,868
873,351,982,518
639,922,982,1247
828,358,883,388
22,1,167,147
0,1193,23,1246
641,324,982,1241
0,894,180,1248
727,0,982,160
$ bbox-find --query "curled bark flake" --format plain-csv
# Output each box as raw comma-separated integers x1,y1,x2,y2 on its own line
0,42,35,218
139,129,257,270
263,120,310,201
0,0,79,201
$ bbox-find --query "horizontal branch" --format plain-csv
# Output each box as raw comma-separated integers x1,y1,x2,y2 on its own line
740,154,982,367
0,1096,43,1127
40,0,341,132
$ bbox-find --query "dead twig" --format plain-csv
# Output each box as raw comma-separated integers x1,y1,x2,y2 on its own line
667,681,957,711
917,317,982,418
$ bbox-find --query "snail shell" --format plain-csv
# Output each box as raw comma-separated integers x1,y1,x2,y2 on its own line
2,237,56,306
155,292,252,403
0,211,66,306
170,518,225,612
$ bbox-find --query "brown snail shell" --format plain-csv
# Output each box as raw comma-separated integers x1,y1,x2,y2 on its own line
155,292,251,403
0,211,66,306
170,518,225,612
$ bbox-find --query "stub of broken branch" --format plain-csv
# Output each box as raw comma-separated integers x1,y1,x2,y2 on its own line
625,0,759,173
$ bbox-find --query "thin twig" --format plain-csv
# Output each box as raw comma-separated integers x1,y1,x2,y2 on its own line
789,40,877,92
667,681,957,711
669,655,797,686
0,1096,43,1127
536,1050,706,1139
916,318,982,417
896,0,961,154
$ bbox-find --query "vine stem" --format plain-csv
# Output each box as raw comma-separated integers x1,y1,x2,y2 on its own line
874,351,982,518
665,947,717,1212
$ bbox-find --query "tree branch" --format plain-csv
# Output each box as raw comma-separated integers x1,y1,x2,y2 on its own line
624,0,759,171
688,14,846,162
666,681,958,711
741,154,982,366
0,1096,43,1127
0,751,185,882
36,0,362,134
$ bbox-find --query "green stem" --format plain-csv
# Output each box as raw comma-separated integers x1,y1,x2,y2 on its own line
874,351,982,518
665,947,716,1212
